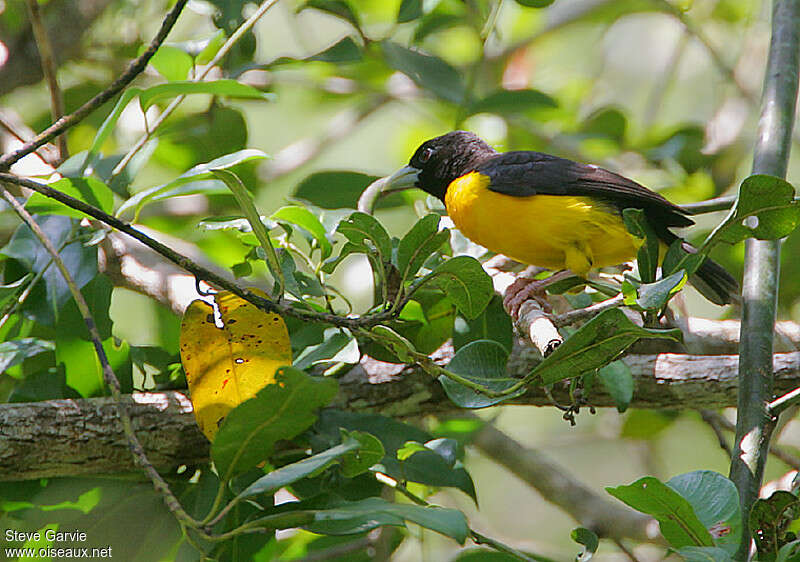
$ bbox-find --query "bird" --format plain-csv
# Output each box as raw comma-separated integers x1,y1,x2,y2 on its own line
384,130,738,317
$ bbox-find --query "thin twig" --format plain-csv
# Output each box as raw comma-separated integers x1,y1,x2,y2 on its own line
0,114,54,167
0,173,398,329
0,0,188,171
25,0,67,162
769,387,800,417
109,0,281,183
0,186,200,529
699,409,733,458
704,409,800,470
552,294,625,327
612,538,643,562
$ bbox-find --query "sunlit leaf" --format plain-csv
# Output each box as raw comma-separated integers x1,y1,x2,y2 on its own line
26,178,114,218
138,79,273,111
179,290,291,440
273,205,333,260
116,149,267,218
145,44,193,81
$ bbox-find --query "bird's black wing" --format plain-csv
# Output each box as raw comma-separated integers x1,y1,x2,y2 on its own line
476,151,693,228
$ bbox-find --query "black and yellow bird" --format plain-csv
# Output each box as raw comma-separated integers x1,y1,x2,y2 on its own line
385,131,738,315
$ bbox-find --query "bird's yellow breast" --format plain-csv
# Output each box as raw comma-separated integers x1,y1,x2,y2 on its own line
444,172,642,277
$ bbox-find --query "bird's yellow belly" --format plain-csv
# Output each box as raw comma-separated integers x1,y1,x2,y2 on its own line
444,172,642,277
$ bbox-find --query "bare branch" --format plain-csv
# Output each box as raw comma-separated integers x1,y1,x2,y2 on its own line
4,349,800,481
25,0,67,161
471,422,660,544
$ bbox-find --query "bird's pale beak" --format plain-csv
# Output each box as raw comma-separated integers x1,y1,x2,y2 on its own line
384,165,420,191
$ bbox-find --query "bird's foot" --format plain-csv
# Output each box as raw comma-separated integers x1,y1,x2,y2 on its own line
502,270,575,320
503,277,553,320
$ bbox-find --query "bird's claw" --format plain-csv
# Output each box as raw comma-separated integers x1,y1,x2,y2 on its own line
503,277,553,320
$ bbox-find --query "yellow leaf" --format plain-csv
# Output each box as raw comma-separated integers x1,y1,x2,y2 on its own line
179,290,291,440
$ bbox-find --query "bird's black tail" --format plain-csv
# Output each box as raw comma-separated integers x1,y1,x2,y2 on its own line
681,242,739,305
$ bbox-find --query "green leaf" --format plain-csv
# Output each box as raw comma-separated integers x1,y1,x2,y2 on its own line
397,0,422,22
625,270,688,311
1,216,97,325
751,490,800,559
145,44,193,81
421,256,493,319
82,88,141,173
273,205,333,260
622,208,659,283
236,436,369,500
397,214,449,281
453,294,513,352
514,0,555,7
529,308,681,386
662,239,704,277
572,527,599,561
336,212,392,259
777,540,800,562
441,340,521,408
308,36,362,63
212,168,284,297
297,0,361,31
391,291,456,356
607,477,714,549
293,329,359,370
581,107,627,142
675,547,734,561
705,174,800,246
468,89,558,116
212,367,338,479
597,360,633,412
369,325,416,363
381,40,466,104
397,440,477,502
26,177,114,218
668,471,741,555
0,338,54,373
293,171,382,209
326,212,392,285
116,149,267,218
304,497,469,543
340,430,384,477
138,79,273,111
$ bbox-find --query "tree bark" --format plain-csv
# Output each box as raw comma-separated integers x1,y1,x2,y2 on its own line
2,349,799,481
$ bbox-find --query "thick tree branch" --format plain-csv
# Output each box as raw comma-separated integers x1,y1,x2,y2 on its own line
3,349,800,481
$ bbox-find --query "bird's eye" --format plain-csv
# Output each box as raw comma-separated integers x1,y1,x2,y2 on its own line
419,147,434,163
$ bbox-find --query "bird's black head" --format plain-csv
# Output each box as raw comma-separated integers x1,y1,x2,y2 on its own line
406,131,496,201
